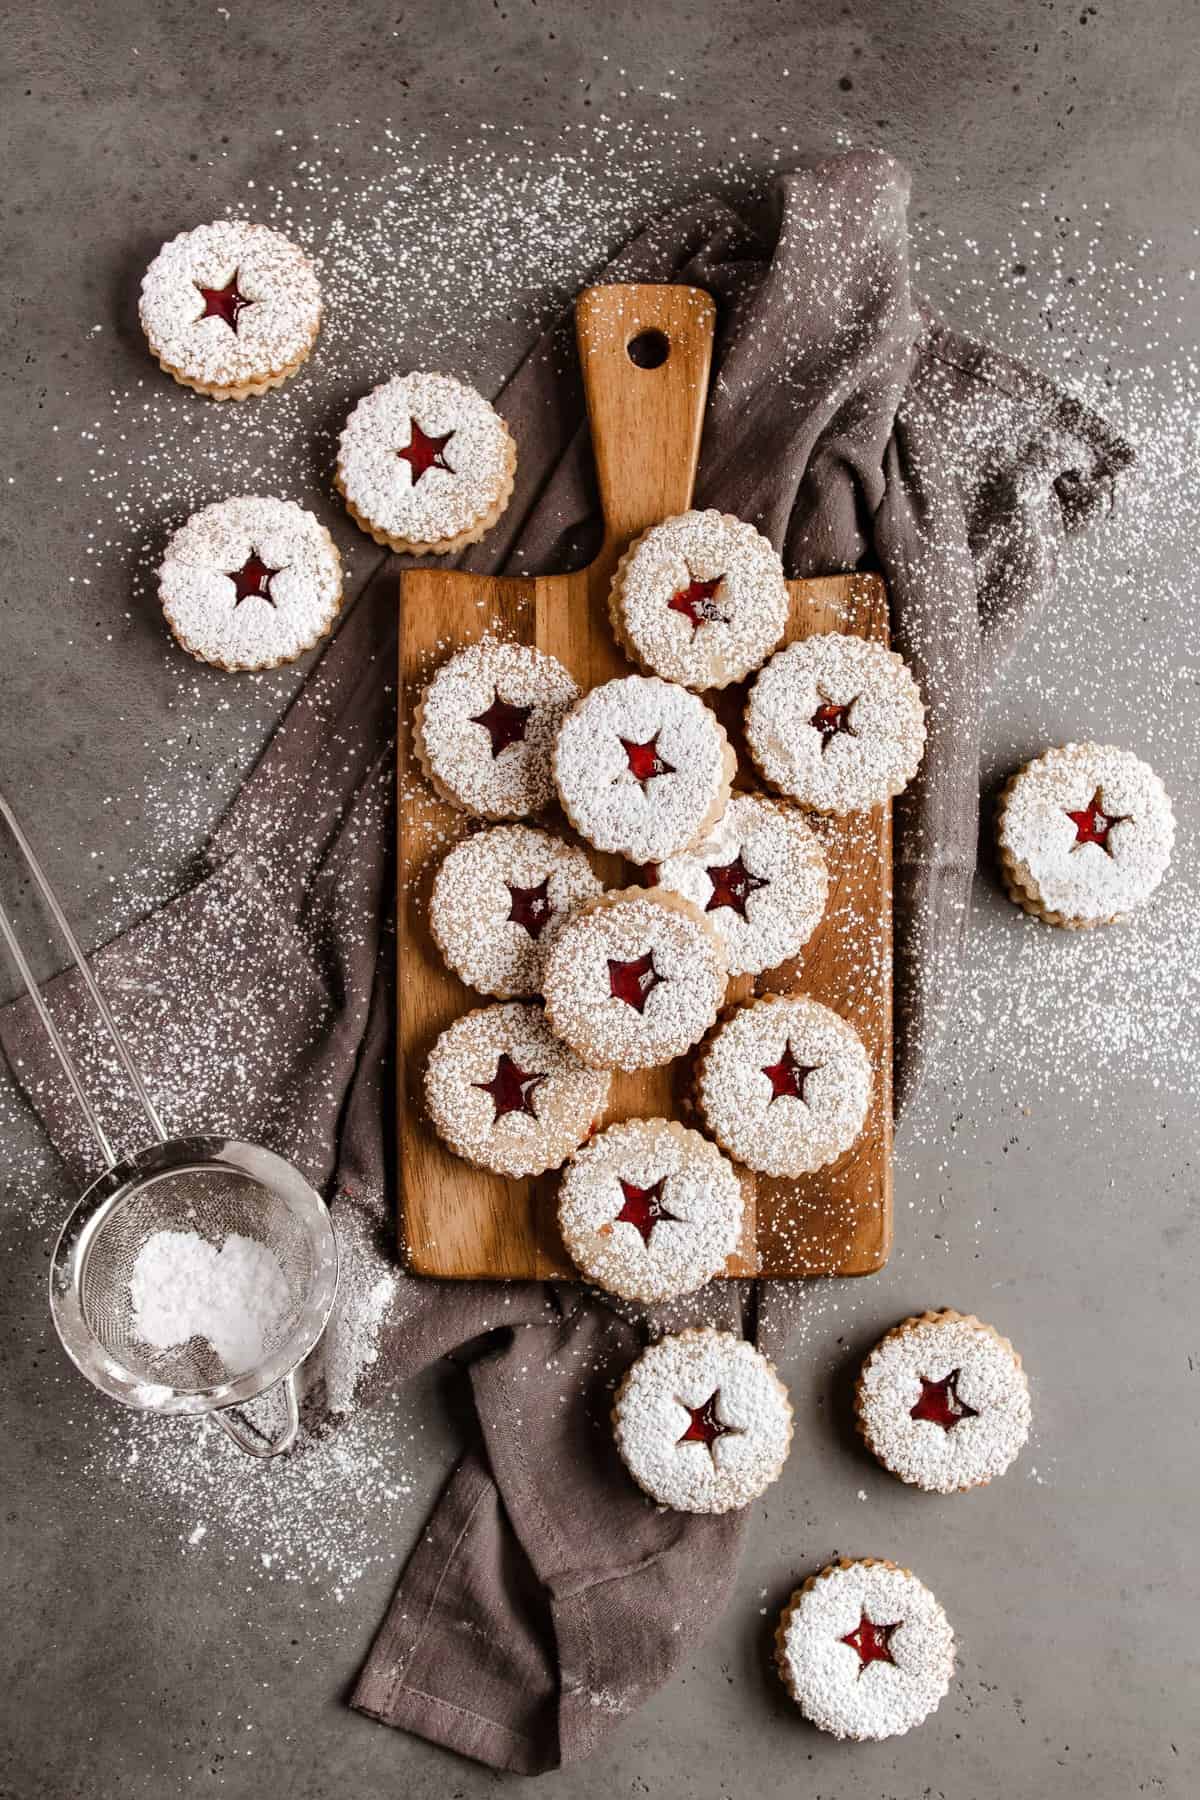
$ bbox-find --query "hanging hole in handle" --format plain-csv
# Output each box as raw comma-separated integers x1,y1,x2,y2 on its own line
626,328,670,370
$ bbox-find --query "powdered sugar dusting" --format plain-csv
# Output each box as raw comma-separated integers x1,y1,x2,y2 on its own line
698,995,872,1176
613,1327,792,1513
336,371,512,545
158,495,343,671
429,823,602,998
139,220,321,389
553,674,734,861
542,888,728,1071
777,1559,955,1740
415,637,579,818
856,1311,1031,1494
997,742,1174,925
424,1000,611,1177
657,792,829,976
557,1118,743,1301
611,509,788,689
745,633,926,814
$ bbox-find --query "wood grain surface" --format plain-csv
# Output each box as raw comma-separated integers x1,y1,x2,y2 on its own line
397,284,892,1280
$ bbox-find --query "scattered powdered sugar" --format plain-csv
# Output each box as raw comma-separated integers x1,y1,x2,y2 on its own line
3,109,1198,1606
158,494,343,671
553,674,734,861
745,633,927,814
139,220,321,389
542,888,727,1071
429,823,602,998
612,1327,793,1513
698,995,872,1177
610,509,789,690
776,1559,955,1741
423,1000,611,1177
336,371,512,544
415,637,579,818
557,1118,743,1302
997,742,1175,925
130,1228,295,1375
657,791,829,977
856,1311,1032,1494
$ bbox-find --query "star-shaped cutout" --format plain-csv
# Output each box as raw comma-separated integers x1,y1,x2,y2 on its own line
195,272,254,333
910,1369,979,1432
619,734,676,789
607,950,665,1013
473,1053,546,1123
811,693,859,750
506,878,554,940
226,551,284,606
676,1390,743,1457
705,852,770,920
470,691,533,758
668,574,727,632
397,420,456,485
761,1042,820,1102
613,1177,680,1247
840,1614,902,1674
1065,788,1129,856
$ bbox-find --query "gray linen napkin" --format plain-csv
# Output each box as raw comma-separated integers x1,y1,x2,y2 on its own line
0,151,1130,1773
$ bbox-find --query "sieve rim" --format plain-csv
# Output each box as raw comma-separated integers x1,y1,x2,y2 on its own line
49,1136,339,1416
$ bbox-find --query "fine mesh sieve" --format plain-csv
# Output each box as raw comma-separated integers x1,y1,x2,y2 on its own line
0,791,339,1458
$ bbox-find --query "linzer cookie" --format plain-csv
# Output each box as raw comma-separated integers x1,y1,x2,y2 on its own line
542,887,728,1072
139,221,322,400
157,496,343,671
608,509,789,690
775,1558,956,1741
557,1118,743,1302
423,1001,610,1179
745,633,925,814
335,371,516,554
413,638,579,819
996,742,1174,929
696,993,871,1176
429,824,602,998
552,674,735,863
612,1328,793,1513
656,792,828,977
856,1309,1031,1494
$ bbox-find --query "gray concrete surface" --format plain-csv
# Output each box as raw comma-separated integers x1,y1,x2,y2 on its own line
2,2,1197,1796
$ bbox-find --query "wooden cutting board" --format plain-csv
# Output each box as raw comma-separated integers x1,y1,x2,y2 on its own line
397,283,893,1280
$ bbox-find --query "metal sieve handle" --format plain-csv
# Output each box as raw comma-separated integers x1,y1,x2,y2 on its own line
0,790,170,1167
214,1368,301,1458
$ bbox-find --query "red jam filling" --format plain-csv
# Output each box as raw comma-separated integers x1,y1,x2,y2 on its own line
607,951,665,1013
620,733,676,788
470,692,533,758
705,852,769,920
614,1176,678,1247
1065,789,1128,855
811,695,858,749
668,575,727,631
840,1614,901,1673
676,1390,741,1451
506,878,554,939
473,1053,546,1123
910,1370,978,1431
397,420,456,485
196,273,253,333
227,551,282,606
761,1042,819,1103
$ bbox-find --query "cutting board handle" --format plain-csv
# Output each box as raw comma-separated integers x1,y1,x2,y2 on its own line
576,283,716,560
